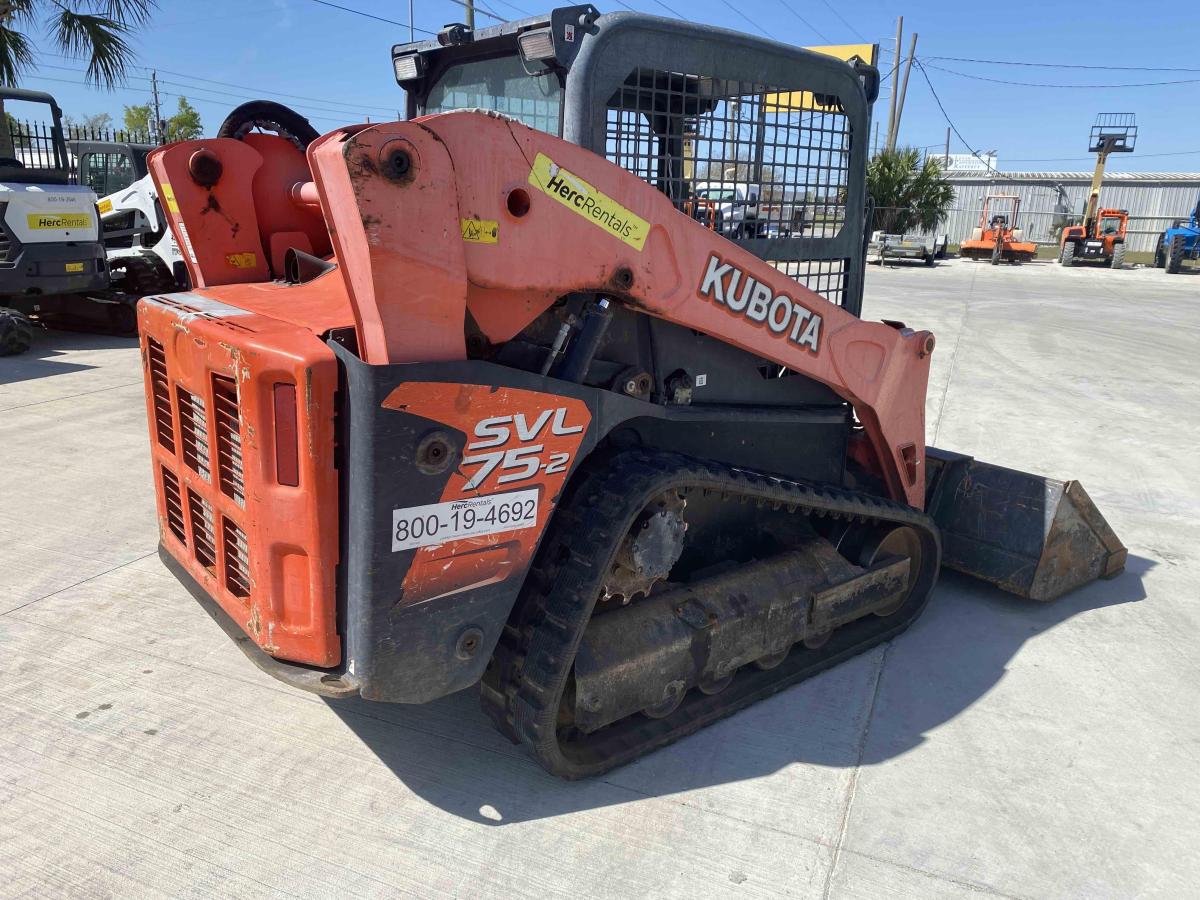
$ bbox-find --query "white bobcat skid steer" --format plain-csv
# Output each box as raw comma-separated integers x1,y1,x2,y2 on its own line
0,88,117,355
73,139,186,296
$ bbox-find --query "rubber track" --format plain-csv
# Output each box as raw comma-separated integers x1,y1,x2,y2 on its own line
480,448,942,779
111,254,178,298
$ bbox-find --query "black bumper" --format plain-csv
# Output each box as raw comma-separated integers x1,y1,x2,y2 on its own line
0,239,108,296
158,544,360,698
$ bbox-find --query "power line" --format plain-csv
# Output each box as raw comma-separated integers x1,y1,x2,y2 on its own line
922,54,1200,73
303,0,436,35
921,61,1200,89
1007,149,1200,162
24,73,359,126
817,0,866,41
36,58,397,116
912,60,1009,179
29,68,378,125
486,0,534,16
775,0,829,42
444,0,506,23
720,0,769,37
154,78,382,119
151,67,395,114
650,0,686,17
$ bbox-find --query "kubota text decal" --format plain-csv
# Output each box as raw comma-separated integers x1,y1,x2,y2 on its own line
698,253,823,353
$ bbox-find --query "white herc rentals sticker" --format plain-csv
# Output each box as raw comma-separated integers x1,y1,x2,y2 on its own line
392,489,539,552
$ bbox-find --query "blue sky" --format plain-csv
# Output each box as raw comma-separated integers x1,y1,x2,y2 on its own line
20,0,1200,173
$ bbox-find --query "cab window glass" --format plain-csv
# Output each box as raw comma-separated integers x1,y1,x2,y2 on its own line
425,55,562,135
2,98,66,172
81,152,135,196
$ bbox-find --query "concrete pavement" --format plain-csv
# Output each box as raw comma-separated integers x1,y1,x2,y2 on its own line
1,258,1197,898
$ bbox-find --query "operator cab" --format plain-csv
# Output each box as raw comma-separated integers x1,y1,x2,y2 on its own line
391,5,878,316
0,89,72,185
71,141,152,197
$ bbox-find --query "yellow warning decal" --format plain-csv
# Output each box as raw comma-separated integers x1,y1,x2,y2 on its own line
97,198,113,214
225,252,258,269
27,213,91,230
64,262,85,273
160,182,179,213
527,152,649,251
461,218,499,244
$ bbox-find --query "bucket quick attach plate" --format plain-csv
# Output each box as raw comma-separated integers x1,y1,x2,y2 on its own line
926,448,1127,602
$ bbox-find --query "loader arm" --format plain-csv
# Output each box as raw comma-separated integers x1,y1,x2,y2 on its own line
152,111,934,508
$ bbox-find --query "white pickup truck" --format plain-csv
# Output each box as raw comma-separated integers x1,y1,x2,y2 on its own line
867,231,948,266
691,182,763,238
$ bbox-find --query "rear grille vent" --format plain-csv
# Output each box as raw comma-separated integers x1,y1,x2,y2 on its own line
222,518,251,598
160,467,187,545
147,338,175,453
187,489,217,570
176,386,211,480
212,375,245,506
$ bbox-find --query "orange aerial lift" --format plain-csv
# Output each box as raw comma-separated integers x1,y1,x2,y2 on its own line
1059,114,1136,268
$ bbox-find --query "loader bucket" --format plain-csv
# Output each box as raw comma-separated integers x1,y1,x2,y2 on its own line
925,448,1127,602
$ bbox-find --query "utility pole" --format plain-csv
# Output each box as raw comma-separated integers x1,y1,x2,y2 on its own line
151,70,163,143
465,0,475,29
885,16,902,154
873,121,880,156
944,127,951,168
888,31,917,151
409,0,414,40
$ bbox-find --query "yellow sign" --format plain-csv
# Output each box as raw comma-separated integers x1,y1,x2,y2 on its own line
27,213,91,230
766,43,879,112
97,198,113,214
461,218,498,244
528,153,650,251
225,252,258,269
160,182,179,214
64,262,85,273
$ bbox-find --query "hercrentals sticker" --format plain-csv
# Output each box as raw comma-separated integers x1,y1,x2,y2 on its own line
698,254,822,353
528,152,649,251
27,212,91,230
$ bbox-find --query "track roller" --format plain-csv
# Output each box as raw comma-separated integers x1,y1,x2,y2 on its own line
481,448,941,778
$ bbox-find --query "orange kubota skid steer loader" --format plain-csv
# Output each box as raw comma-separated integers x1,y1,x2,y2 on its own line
137,8,1125,778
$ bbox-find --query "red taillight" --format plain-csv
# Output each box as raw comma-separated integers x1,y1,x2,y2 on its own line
273,383,299,486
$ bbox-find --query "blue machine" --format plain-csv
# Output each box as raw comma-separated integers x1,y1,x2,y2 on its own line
1155,193,1200,274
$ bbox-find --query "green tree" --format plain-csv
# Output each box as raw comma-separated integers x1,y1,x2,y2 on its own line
867,147,955,235
124,96,202,142
0,1,156,154
122,102,151,135
167,96,201,141
64,111,113,135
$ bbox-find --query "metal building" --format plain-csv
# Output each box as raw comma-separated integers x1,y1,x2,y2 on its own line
941,171,1200,254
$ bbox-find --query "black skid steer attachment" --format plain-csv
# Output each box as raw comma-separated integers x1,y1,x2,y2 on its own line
925,448,1127,602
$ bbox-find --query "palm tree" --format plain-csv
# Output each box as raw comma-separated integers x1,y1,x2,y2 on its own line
0,1,156,154
867,147,955,236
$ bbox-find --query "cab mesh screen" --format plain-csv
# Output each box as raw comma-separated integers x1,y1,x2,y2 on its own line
604,69,852,307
